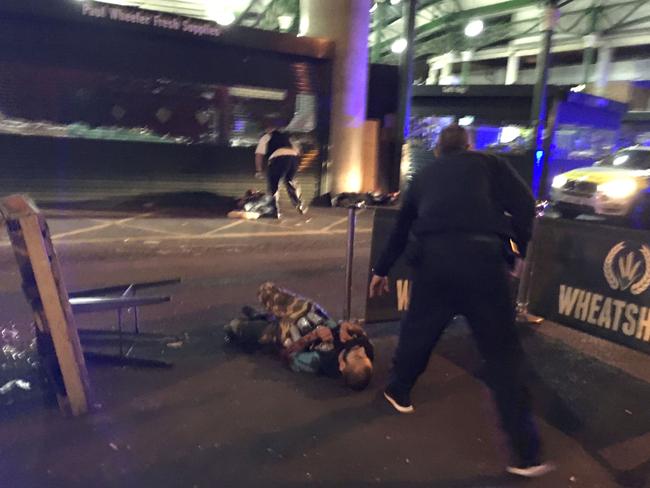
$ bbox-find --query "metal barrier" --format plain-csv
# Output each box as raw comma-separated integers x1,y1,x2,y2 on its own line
527,217,650,354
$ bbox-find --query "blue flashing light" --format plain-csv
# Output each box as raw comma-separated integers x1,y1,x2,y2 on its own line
532,150,545,197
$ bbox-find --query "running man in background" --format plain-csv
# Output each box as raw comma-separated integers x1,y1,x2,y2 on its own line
255,120,306,218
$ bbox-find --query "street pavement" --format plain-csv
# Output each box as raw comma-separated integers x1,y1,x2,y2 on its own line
1,200,649,487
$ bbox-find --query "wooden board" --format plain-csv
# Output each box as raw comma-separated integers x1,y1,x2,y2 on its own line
0,194,91,415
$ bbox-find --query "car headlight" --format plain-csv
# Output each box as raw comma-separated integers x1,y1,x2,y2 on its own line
597,179,638,199
551,175,568,189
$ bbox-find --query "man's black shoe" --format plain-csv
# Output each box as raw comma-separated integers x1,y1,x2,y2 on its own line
384,385,414,414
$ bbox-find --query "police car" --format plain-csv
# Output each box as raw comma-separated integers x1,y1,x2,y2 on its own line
550,146,650,226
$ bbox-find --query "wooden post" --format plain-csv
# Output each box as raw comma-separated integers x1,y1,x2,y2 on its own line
0,195,91,416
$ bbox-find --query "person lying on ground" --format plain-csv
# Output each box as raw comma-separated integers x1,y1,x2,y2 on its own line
224,282,374,390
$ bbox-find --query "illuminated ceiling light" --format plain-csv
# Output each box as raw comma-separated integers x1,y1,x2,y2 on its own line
214,11,236,25
458,116,475,127
204,1,236,26
277,15,294,31
391,38,407,54
464,19,484,37
370,3,378,13
390,0,401,5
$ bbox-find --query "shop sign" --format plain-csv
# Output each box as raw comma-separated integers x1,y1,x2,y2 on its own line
529,218,650,354
441,86,469,94
81,1,222,39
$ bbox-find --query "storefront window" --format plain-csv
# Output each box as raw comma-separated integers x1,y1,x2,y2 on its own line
0,62,317,147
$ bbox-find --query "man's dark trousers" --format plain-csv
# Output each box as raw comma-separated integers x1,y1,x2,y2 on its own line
267,155,302,213
392,233,540,465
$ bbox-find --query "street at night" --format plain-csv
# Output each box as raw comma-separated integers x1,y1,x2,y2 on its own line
4,0,650,485
1,205,650,487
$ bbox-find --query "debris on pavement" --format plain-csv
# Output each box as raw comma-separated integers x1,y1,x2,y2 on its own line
109,443,119,451
166,341,184,349
0,379,31,394
227,210,260,220
229,190,277,219
332,191,399,208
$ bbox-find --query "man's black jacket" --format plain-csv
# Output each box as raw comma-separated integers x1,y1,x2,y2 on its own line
373,150,535,277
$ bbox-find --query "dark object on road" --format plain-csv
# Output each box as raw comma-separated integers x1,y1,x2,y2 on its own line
311,192,333,207
332,192,399,208
233,190,277,218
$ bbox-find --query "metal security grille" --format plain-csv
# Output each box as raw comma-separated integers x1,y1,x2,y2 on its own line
0,10,328,204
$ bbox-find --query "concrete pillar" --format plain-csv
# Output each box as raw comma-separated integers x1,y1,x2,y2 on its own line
426,60,440,85
438,52,456,85
594,45,612,96
460,50,473,85
582,34,599,84
505,52,520,85
300,0,371,194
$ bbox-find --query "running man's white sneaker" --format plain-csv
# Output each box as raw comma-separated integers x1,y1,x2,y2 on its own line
506,462,556,478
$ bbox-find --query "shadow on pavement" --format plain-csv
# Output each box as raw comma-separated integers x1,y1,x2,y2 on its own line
433,321,650,487
37,191,237,218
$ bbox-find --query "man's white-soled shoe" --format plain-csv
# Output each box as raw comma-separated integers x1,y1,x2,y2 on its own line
506,462,556,478
383,387,414,414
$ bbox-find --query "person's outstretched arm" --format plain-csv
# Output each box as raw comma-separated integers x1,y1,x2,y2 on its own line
369,182,418,298
492,157,535,257
372,184,418,277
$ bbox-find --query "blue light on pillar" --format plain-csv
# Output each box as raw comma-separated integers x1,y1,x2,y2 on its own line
532,150,545,197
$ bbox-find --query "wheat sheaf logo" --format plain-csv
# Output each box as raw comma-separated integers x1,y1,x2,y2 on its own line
603,241,650,295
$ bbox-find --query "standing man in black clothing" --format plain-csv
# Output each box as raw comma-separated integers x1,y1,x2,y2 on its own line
368,125,552,478
255,121,306,218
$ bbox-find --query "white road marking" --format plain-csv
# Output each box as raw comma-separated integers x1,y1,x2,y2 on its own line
42,227,372,245
202,219,246,236
49,221,116,239
119,221,189,237
320,209,365,233
50,213,152,239
0,210,373,248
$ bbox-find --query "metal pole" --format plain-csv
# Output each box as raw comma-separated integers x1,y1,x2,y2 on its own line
530,0,558,198
582,6,601,84
394,0,417,187
582,45,596,85
343,205,357,320
460,51,473,85
517,1,558,323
